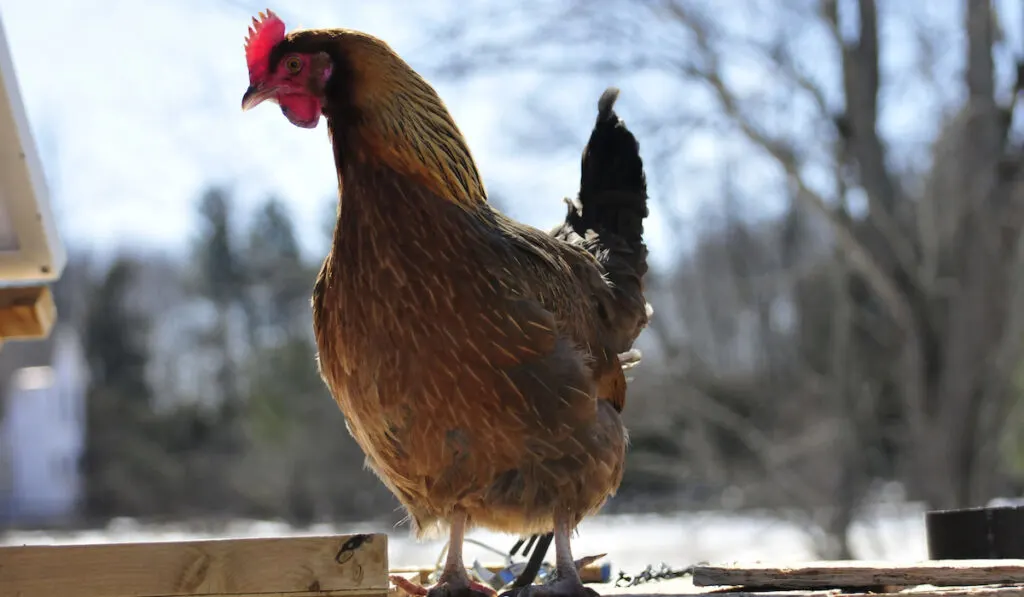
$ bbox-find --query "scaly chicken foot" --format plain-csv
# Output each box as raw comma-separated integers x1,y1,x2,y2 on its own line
390,510,497,597
498,513,600,597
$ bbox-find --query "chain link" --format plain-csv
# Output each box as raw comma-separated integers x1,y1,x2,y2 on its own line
614,563,696,587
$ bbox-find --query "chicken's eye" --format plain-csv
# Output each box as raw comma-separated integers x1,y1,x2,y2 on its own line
284,56,303,74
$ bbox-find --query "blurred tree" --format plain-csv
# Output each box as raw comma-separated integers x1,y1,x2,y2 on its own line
236,200,401,526
56,187,405,524
79,257,179,519
193,187,248,406
246,197,310,343
50,252,96,332
197,188,248,311
241,198,316,461
426,0,1024,557
178,187,253,512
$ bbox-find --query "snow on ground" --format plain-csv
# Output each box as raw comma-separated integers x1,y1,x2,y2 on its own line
1,505,930,574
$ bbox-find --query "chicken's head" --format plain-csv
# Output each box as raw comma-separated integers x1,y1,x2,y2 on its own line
241,10,332,129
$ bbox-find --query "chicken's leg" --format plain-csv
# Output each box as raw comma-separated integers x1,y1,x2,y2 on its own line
501,512,599,597
391,510,497,597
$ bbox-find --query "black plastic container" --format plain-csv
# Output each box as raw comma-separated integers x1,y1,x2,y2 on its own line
926,506,1024,559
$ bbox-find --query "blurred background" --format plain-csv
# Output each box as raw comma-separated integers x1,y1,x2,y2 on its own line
2,0,1023,572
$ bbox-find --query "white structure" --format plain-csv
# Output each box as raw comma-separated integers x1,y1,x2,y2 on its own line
0,325,87,524
0,7,65,284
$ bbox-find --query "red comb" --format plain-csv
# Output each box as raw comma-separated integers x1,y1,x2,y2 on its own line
245,9,286,81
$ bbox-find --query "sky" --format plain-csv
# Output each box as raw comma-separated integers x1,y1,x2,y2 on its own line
0,0,1016,277
0,0,682,272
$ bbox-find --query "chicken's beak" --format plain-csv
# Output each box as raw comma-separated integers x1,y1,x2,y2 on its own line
241,84,275,111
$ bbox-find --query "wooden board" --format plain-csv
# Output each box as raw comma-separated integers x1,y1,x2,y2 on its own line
0,533,389,597
0,284,55,340
693,560,1024,589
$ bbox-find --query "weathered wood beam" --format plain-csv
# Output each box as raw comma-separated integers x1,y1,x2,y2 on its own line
693,560,1024,589
0,533,389,597
0,284,54,340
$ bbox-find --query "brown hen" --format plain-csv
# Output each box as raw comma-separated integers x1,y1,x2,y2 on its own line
239,11,650,597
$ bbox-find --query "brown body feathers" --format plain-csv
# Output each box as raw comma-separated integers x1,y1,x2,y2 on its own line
290,29,650,537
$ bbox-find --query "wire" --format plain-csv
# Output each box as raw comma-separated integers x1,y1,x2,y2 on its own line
429,537,516,584
614,563,696,587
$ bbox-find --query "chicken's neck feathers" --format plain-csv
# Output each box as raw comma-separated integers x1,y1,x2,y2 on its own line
323,49,488,213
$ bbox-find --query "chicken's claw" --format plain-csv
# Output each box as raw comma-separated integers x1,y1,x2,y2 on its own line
392,575,430,597
500,578,600,597
392,574,497,597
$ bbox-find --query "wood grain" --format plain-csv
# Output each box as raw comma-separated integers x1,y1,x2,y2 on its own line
0,284,54,339
693,560,1024,589
0,533,389,597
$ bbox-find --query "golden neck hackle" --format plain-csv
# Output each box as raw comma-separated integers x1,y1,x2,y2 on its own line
330,31,488,211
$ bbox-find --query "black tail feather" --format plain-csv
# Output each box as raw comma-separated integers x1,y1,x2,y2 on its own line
554,86,649,275
572,87,648,245
554,86,651,353
511,89,651,591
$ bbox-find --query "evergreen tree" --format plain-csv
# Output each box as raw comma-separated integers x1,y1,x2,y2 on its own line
193,187,247,405
79,257,177,519
246,197,309,342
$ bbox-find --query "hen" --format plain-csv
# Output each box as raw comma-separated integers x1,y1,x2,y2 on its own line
240,11,650,597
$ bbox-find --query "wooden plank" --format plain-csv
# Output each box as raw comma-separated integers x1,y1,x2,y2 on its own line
693,560,1024,589
0,284,55,339
0,533,389,597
